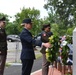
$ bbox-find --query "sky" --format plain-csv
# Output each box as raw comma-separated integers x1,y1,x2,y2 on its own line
0,0,48,22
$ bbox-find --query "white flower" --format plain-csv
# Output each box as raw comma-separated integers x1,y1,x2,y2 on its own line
61,41,67,47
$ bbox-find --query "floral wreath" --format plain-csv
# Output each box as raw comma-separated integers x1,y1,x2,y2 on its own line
46,35,72,65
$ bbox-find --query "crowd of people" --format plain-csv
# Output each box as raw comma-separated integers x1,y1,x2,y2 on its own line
0,16,73,75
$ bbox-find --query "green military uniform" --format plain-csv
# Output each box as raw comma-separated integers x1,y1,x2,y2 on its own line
41,31,53,75
0,28,7,51
40,31,49,53
0,27,7,75
40,31,53,53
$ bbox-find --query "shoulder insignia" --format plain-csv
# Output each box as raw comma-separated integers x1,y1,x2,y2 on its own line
43,33,46,36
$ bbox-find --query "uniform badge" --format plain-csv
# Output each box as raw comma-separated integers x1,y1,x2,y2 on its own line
43,33,46,36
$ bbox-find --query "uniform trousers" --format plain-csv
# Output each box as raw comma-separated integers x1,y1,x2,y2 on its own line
21,59,34,75
0,50,7,75
42,54,50,75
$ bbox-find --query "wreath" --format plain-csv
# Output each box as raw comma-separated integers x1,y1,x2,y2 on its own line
60,35,72,64
46,35,60,63
46,35,72,65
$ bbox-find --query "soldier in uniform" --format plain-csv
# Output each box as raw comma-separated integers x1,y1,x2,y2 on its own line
40,24,53,75
0,17,7,75
20,18,51,75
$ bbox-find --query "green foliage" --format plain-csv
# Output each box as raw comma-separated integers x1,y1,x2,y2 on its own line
59,36,72,64
44,0,76,35
0,13,10,22
46,35,72,64
14,7,42,35
61,45,69,64
46,35,60,63
66,27,75,36
51,23,60,35
0,13,17,35
44,0,76,26
0,13,8,19
6,22,19,35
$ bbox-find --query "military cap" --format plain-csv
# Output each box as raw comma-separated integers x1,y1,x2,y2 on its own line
21,18,32,25
42,23,50,30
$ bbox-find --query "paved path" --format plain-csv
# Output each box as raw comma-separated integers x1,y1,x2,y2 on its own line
5,42,62,75
31,67,61,75
5,42,73,75
4,65,62,75
4,57,42,75
4,57,62,75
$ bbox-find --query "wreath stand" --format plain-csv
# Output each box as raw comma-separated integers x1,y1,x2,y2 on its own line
57,60,72,75
48,61,72,75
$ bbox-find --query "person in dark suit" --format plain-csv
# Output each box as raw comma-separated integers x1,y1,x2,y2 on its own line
40,24,53,75
0,17,7,75
20,18,51,75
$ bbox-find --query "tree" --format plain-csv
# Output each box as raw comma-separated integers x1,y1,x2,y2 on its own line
14,7,42,35
66,27,75,35
6,22,19,35
51,23,60,35
44,0,76,35
0,13,10,22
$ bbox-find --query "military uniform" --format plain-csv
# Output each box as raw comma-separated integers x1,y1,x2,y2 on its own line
40,31,53,53
20,18,42,75
41,31,53,75
0,27,7,75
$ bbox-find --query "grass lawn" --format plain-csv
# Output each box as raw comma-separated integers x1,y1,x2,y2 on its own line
35,53,42,59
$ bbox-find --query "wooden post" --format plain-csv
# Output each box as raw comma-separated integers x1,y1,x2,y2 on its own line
57,62,62,72
73,28,76,75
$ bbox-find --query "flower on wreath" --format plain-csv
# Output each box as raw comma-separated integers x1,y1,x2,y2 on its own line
45,35,60,63
45,35,72,64
60,35,72,64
